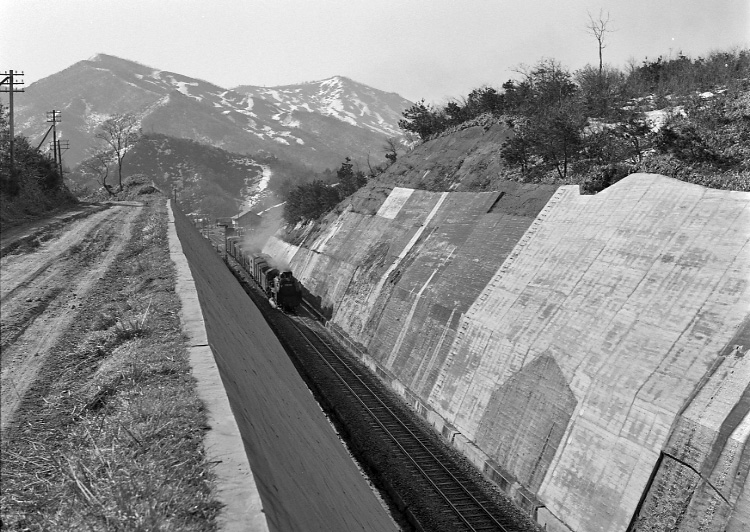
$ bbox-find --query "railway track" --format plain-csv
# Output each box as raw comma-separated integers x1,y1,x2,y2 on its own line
224,253,535,532
288,307,519,532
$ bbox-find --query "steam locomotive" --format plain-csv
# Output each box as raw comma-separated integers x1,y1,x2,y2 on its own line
226,237,302,312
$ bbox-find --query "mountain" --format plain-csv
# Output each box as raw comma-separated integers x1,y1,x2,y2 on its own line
233,76,408,139
9,54,413,171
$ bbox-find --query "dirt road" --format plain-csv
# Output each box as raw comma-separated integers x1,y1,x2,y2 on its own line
0,202,143,431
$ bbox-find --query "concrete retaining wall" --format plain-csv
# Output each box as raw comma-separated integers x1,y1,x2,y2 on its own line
172,205,396,532
265,174,750,531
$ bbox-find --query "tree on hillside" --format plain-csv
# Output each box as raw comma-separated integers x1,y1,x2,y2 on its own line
519,59,579,110
464,86,505,116
95,113,141,192
533,101,587,179
501,117,534,176
79,148,114,195
336,157,367,197
586,10,614,78
502,60,586,179
398,99,446,140
383,137,399,164
283,180,341,224
0,103,17,195
575,65,627,118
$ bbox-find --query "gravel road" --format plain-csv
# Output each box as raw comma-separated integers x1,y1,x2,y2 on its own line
0,202,143,432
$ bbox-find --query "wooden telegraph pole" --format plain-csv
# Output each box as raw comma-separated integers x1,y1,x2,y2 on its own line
47,110,61,174
1,70,25,176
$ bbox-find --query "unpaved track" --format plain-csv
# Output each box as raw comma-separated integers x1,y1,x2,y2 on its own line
0,202,143,431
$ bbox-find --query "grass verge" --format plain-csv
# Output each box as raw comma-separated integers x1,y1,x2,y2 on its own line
0,197,221,531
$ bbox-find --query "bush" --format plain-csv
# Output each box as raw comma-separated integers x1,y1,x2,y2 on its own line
284,180,341,224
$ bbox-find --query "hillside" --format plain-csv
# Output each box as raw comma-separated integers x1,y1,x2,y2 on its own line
83,133,290,217
0,104,78,227
388,50,749,200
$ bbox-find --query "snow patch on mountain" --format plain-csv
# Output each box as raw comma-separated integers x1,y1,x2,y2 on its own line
85,110,112,130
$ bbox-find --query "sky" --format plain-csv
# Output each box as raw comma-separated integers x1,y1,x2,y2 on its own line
2,0,748,104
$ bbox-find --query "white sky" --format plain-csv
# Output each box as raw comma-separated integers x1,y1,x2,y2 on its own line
2,0,748,104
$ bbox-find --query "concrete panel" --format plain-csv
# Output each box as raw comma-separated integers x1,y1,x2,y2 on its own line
262,174,749,531
365,192,542,397
476,354,577,492
429,174,750,531
376,186,414,218
172,208,396,532
632,318,750,530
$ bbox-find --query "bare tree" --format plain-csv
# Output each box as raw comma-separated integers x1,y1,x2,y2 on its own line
383,137,399,164
586,10,614,77
94,113,141,192
80,148,114,195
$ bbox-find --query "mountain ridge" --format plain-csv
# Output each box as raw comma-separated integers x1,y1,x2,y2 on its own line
9,53,413,171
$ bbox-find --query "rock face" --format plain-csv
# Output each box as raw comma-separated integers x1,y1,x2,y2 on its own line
264,173,750,532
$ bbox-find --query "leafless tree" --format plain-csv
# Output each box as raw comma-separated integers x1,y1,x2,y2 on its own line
80,148,115,195
94,113,141,191
383,136,399,164
586,10,615,77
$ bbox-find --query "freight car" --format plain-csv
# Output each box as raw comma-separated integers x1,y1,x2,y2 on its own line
226,245,302,312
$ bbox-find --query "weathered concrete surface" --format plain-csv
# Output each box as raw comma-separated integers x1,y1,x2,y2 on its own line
427,175,750,532
631,316,750,531
172,206,396,532
266,173,750,531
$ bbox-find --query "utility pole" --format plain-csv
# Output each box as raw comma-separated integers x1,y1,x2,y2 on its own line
46,110,61,175
55,139,69,181
0,70,25,176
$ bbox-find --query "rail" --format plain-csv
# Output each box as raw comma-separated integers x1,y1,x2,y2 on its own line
288,308,514,532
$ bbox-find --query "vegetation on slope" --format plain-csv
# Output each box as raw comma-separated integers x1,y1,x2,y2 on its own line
399,48,750,194
281,157,368,223
0,104,78,226
279,48,749,228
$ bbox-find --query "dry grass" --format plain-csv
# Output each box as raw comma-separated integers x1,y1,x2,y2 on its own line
0,197,220,531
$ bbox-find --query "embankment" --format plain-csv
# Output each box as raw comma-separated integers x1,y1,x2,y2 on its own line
171,205,396,532
264,173,750,532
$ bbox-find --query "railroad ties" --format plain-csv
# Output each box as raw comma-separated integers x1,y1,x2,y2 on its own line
225,251,530,531
288,310,523,532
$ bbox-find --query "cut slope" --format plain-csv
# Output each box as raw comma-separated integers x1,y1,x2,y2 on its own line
428,174,750,532
265,173,750,532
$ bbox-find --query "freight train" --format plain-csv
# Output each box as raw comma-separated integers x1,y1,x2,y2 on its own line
226,237,303,312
